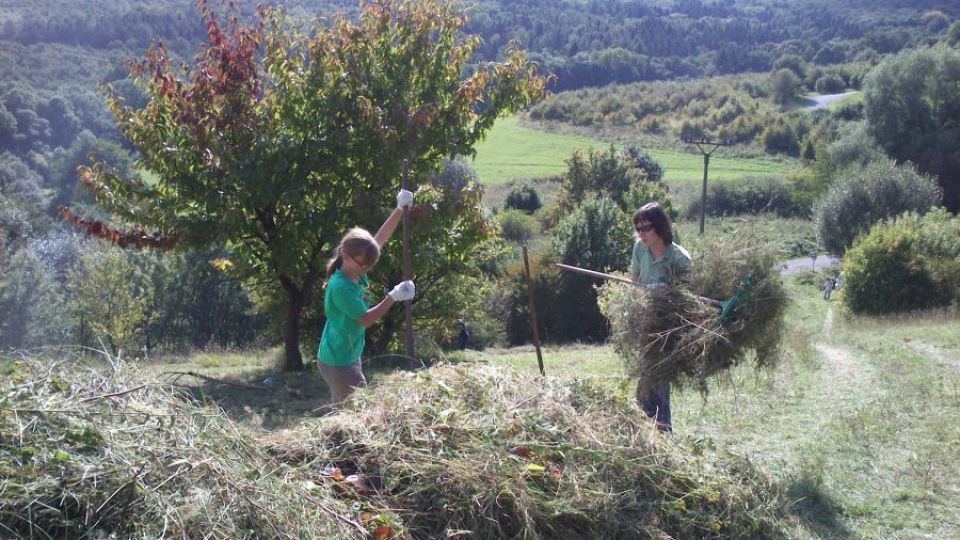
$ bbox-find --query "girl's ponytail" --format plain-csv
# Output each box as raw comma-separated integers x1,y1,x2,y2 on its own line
325,246,344,277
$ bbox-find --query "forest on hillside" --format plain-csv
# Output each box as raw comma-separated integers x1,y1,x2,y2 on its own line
3,1,957,87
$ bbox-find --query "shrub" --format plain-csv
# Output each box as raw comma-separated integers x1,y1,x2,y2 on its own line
508,196,631,345
558,145,668,214
621,144,664,182
762,120,800,156
503,184,542,213
497,209,540,244
684,176,805,219
842,208,960,314
814,73,845,94
814,159,941,254
820,122,885,174
553,195,632,273
623,180,676,219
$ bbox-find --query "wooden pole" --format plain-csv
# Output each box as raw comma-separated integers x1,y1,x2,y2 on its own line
555,262,724,308
555,263,636,285
699,152,710,235
401,159,416,368
522,245,545,376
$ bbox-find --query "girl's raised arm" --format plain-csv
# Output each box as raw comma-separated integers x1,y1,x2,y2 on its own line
374,189,414,247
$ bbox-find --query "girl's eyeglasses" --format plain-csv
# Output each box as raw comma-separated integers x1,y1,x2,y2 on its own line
635,224,654,233
345,253,371,269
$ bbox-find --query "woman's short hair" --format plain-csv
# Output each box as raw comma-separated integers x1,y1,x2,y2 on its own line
633,202,673,245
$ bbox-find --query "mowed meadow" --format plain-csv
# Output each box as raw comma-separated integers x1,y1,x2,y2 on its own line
471,115,792,186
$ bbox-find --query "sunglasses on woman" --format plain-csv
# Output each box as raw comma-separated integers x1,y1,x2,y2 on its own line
635,224,654,233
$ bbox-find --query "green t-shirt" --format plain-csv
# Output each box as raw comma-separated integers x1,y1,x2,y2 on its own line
630,241,692,286
317,269,370,366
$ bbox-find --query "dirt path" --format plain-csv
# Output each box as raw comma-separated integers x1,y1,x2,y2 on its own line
779,254,840,276
814,306,875,402
803,91,859,109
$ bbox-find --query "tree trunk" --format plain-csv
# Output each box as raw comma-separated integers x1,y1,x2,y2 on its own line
282,289,306,371
279,270,320,372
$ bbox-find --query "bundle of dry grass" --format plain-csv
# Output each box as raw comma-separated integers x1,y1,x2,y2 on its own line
2,354,802,538
599,237,787,395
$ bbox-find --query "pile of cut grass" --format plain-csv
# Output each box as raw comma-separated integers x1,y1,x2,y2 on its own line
270,364,801,538
599,236,787,395
0,356,349,538
2,355,803,538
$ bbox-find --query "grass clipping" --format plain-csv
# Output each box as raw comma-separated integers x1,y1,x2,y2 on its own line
599,238,787,395
2,356,801,538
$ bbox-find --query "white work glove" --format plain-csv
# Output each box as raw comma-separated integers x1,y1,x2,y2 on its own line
397,188,414,209
388,280,415,302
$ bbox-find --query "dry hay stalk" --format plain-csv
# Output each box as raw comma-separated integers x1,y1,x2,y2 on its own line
599,237,787,395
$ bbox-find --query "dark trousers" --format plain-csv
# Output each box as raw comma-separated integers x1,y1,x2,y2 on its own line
638,380,672,432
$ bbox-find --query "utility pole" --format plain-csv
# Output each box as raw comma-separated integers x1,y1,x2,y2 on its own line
683,137,732,235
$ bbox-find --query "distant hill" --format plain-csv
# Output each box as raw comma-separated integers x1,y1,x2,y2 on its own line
0,0,954,217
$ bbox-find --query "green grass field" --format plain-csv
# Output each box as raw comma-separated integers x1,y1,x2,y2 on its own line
472,115,793,185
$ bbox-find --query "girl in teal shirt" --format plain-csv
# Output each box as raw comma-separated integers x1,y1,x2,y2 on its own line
317,189,416,407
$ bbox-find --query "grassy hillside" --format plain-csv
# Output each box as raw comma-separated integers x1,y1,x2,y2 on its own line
472,115,793,185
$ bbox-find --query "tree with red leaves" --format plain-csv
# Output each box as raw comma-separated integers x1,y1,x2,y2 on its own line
70,0,547,370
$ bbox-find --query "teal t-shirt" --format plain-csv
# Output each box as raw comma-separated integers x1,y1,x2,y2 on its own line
630,241,692,286
317,269,370,366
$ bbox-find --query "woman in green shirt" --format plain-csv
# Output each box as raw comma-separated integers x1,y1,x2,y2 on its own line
317,189,416,407
629,202,692,432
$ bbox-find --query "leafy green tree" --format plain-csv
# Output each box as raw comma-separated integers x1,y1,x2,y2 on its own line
67,246,153,355
71,0,546,370
772,54,806,79
813,159,941,254
0,238,64,349
814,73,845,94
864,45,960,212
770,68,800,106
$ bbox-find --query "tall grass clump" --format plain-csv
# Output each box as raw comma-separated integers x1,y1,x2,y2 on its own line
599,237,787,396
